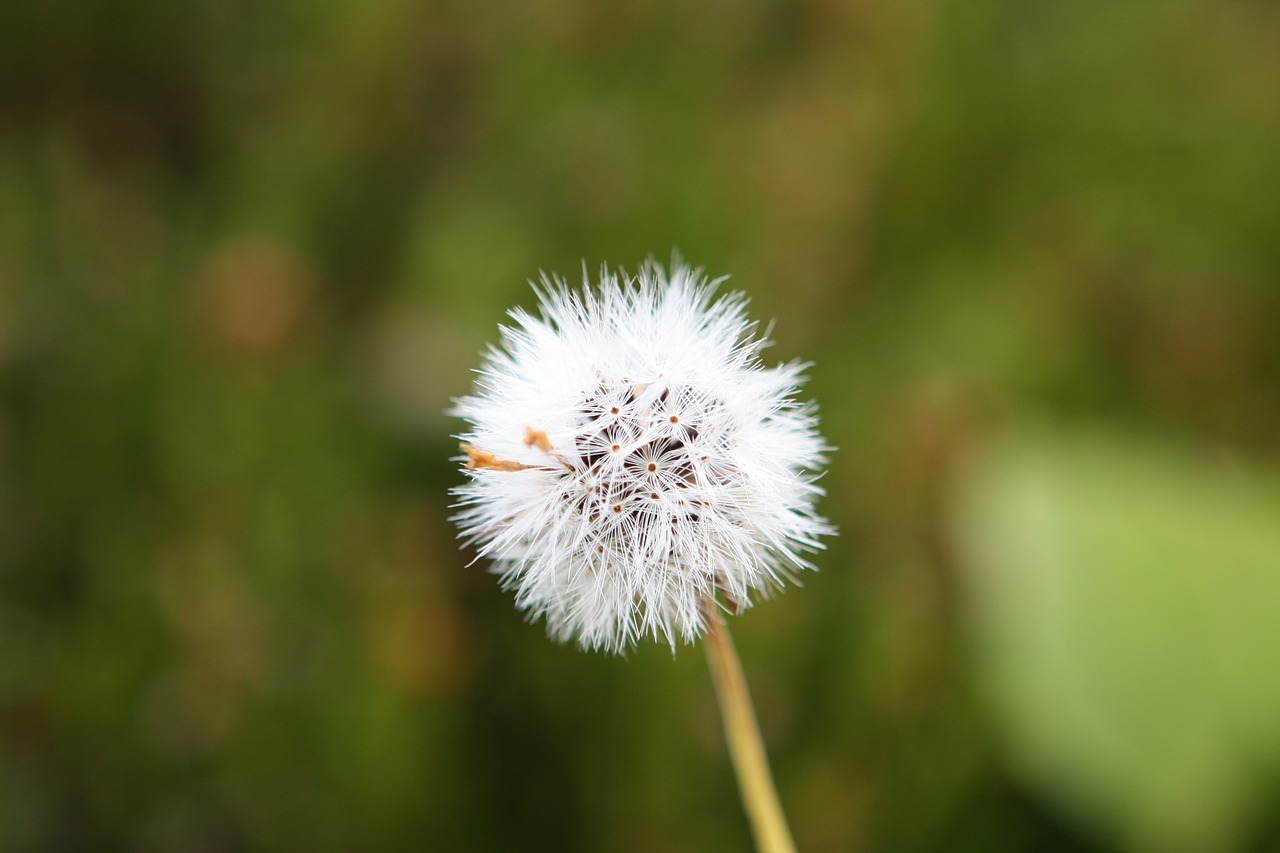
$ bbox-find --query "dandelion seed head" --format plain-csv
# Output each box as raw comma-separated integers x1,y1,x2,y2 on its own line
450,258,832,653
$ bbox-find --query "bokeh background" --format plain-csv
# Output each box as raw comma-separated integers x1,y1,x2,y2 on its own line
3,1,1279,851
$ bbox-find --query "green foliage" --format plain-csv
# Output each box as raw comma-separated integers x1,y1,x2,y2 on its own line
955,428,1280,851
1,0,1279,850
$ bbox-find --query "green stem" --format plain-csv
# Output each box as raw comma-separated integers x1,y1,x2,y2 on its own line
702,602,797,853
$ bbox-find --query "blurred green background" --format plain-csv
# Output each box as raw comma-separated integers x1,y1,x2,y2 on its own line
3,1,1279,851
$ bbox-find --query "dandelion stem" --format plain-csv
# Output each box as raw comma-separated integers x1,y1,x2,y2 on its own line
702,602,797,853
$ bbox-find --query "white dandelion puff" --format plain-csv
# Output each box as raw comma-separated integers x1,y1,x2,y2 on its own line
450,258,833,653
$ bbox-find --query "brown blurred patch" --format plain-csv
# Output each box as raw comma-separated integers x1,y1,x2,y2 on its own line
140,665,242,762
0,288,13,373
746,85,879,309
790,756,871,853
192,237,316,353
337,495,475,698
365,598,469,699
880,378,1000,577
151,541,276,693
1138,287,1254,421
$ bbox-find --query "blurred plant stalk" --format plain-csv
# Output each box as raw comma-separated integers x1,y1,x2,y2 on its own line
702,601,796,853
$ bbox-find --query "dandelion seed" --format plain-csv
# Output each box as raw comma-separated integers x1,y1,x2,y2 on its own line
450,258,832,653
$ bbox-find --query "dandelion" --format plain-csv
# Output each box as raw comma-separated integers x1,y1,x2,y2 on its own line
452,259,830,650
451,257,832,852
